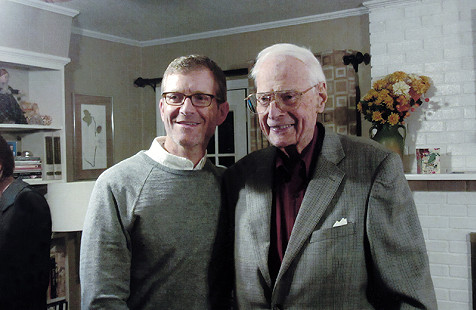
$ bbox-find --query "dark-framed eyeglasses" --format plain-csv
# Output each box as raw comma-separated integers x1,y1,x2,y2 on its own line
244,84,319,114
162,92,217,107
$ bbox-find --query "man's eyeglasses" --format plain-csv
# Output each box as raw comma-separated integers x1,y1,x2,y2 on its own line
162,92,217,107
244,84,318,114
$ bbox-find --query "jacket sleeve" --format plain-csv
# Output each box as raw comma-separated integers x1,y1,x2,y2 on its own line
366,152,437,309
80,175,131,310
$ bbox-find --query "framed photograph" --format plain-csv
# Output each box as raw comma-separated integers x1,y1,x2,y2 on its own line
73,94,113,180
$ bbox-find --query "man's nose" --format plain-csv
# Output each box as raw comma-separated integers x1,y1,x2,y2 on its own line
267,100,285,118
180,97,196,113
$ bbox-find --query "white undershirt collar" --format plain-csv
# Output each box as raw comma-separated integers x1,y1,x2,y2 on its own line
144,136,207,170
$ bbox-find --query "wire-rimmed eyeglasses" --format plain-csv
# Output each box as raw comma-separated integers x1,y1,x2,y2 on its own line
162,92,218,107
244,84,318,114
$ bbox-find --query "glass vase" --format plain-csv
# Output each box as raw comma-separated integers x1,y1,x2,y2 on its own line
369,124,406,159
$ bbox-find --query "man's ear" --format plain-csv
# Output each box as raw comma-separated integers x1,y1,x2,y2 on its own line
216,101,230,126
316,82,327,113
159,98,166,122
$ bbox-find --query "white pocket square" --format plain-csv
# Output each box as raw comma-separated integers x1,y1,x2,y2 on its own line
332,218,348,227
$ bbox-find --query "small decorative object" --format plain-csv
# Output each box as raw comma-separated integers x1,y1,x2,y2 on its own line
0,68,28,124
358,71,431,158
21,150,34,157
416,148,440,174
42,115,52,126
19,101,52,126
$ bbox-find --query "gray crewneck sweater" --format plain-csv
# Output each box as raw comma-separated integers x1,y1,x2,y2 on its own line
80,151,226,309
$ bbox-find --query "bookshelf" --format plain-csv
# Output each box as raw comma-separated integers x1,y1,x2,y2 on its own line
0,47,70,184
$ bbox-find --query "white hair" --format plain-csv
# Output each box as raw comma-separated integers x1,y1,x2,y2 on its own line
250,43,326,86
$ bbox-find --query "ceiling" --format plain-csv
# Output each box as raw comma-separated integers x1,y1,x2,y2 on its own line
48,0,367,45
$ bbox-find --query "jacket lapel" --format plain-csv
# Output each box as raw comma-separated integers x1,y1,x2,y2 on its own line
246,147,276,288
275,132,345,285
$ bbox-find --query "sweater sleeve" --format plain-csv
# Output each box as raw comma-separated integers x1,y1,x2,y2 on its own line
366,152,437,309
80,173,132,310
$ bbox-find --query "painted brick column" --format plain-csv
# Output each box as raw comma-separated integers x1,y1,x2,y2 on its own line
365,0,476,308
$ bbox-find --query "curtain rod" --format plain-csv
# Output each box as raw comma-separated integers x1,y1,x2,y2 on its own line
133,68,248,92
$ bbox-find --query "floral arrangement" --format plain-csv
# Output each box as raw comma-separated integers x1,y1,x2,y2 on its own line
357,71,431,126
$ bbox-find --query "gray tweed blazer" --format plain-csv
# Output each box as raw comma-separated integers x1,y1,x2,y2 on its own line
223,129,437,309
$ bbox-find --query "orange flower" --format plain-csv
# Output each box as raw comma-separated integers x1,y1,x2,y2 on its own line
396,102,411,113
409,88,421,101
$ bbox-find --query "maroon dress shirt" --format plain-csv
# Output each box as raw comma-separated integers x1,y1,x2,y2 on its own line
268,123,325,283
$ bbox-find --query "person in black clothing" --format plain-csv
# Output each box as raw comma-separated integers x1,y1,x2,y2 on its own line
0,134,52,309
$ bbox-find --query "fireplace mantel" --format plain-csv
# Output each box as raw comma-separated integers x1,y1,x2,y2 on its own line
405,174,476,192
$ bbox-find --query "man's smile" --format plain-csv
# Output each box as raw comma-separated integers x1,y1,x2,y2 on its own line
269,124,294,132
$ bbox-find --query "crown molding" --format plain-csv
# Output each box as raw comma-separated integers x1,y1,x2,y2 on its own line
0,46,70,69
141,7,368,47
7,0,79,17
70,7,368,47
363,0,421,10
71,28,142,47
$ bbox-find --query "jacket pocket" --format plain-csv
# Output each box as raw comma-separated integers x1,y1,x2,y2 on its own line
309,223,356,243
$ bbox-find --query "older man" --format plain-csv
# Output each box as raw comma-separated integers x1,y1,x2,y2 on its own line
223,43,437,309
80,55,230,309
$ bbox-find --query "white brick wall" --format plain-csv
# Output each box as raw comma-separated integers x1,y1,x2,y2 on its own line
414,191,476,309
365,0,476,174
366,0,476,308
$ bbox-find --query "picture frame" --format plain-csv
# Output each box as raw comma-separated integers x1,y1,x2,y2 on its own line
73,94,113,180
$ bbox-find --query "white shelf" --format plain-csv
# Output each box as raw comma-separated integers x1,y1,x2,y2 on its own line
405,173,476,181
0,124,62,132
23,178,63,185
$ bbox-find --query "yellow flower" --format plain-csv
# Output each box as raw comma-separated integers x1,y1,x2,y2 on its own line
389,71,408,83
388,113,400,125
385,100,395,110
357,102,362,112
372,79,387,90
363,89,378,101
372,111,384,123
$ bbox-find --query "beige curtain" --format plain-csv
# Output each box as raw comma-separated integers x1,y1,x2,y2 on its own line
316,50,358,135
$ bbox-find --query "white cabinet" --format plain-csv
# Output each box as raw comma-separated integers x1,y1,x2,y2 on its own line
0,47,70,184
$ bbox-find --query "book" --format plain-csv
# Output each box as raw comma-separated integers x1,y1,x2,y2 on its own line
14,166,42,172
15,156,41,161
14,171,42,179
7,141,17,157
44,136,55,180
53,135,62,180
